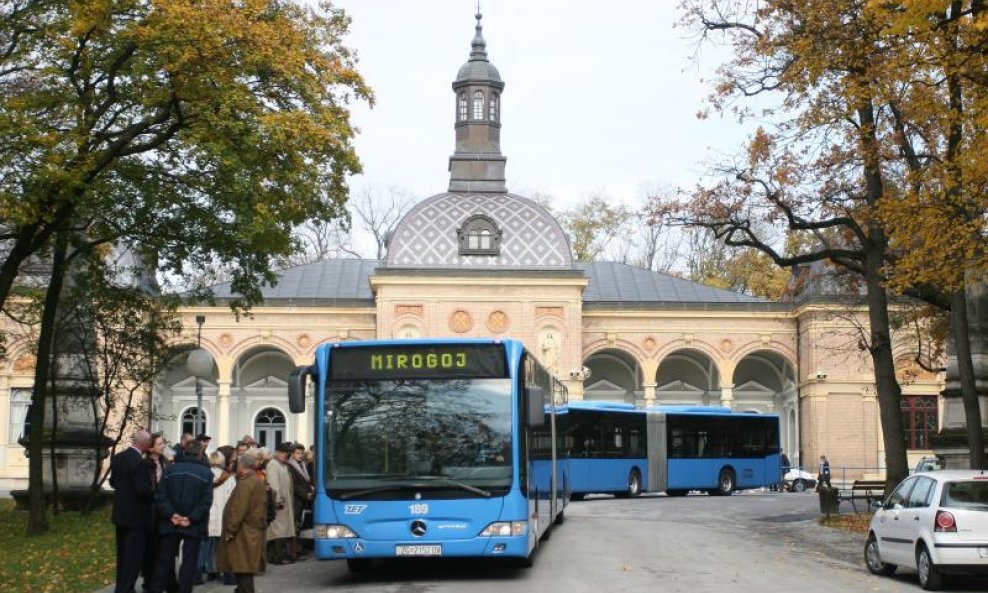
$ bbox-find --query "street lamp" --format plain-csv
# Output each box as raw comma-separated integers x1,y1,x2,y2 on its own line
185,315,212,437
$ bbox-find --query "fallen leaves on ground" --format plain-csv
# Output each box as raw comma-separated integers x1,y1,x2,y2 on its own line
0,500,115,593
818,512,871,534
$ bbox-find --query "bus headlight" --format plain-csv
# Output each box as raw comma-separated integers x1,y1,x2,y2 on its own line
479,521,527,537
314,524,358,539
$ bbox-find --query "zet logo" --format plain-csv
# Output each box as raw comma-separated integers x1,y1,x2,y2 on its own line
343,504,368,515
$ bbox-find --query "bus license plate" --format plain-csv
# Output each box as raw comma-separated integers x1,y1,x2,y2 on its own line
396,545,442,557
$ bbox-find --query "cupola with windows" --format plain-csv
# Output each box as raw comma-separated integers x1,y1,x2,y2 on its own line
449,10,506,193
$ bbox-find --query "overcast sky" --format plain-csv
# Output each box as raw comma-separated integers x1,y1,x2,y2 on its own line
332,0,756,210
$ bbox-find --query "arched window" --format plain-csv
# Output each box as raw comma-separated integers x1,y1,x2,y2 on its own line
180,407,206,439
489,93,498,121
458,92,467,121
472,90,485,120
254,407,287,448
457,214,502,256
9,388,31,443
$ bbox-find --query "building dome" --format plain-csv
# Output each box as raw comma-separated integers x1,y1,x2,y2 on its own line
385,192,573,269
456,60,501,84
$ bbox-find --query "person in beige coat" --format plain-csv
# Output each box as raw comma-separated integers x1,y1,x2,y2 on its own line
265,442,296,564
218,449,267,593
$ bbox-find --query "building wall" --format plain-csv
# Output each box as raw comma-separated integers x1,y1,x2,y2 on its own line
0,295,947,490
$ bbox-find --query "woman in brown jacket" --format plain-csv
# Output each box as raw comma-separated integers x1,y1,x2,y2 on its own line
218,449,267,593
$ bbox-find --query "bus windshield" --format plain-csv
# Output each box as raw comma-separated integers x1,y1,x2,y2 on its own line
326,378,513,498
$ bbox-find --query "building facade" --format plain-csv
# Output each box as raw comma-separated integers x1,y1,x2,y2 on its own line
0,13,948,489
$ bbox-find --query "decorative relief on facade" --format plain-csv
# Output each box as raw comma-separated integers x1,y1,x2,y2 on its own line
683,333,694,347
535,306,564,319
396,325,422,339
13,354,36,373
761,334,772,345
219,333,233,347
643,337,657,352
720,339,734,353
395,304,424,318
449,310,473,334
297,334,311,348
260,329,272,341
486,310,509,333
539,328,561,374
606,333,617,348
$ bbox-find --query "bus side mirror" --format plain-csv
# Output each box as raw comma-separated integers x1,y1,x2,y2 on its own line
288,366,311,413
526,386,545,428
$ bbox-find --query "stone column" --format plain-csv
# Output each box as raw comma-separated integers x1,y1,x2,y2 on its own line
720,385,735,409
643,383,657,406
938,278,988,467
216,381,231,446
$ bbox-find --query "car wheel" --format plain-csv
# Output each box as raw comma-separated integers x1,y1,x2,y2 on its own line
712,468,736,496
864,534,896,576
916,544,943,591
792,479,807,493
514,555,534,568
346,558,373,573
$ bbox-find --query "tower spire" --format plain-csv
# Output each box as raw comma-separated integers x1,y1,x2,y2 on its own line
471,6,487,60
448,8,506,194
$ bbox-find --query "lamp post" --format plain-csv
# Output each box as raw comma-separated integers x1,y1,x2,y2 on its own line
186,315,212,437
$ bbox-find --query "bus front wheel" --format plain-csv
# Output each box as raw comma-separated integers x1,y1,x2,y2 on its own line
713,468,736,496
622,468,642,498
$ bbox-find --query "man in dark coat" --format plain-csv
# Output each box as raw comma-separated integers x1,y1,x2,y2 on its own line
218,448,267,593
110,430,154,593
151,441,213,593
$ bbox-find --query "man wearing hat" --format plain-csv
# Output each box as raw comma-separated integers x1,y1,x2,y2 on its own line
265,442,296,564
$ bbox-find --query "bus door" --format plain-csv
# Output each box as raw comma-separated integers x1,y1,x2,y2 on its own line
646,412,667,493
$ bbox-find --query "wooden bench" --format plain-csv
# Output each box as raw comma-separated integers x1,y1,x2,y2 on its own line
839,480,886,513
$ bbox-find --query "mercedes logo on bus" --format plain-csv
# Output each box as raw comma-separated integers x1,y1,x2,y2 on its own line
410,520,427,537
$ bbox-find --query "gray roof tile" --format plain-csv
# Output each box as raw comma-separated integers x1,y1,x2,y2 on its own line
209,259,764,305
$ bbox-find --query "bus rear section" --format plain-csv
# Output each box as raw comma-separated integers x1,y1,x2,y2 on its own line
565,403,781,498
287,339,567,569
658,410,782,495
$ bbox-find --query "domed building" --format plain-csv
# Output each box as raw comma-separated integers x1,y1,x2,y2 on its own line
0,12,947,487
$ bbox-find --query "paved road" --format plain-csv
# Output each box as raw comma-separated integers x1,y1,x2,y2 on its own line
99,491,986,593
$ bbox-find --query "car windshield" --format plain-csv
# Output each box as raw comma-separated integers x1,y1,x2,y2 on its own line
325,378,513,499
941,480,988,510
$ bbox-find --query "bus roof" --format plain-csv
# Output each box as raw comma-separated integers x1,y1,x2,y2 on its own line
318,337,523,351
567,400,778,418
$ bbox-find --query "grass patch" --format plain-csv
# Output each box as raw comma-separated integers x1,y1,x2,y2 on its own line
819,512,872,534
0,499,116,593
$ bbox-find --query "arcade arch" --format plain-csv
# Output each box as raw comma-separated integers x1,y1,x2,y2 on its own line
582,349,643,404
655,349,720,406
152,347,218,442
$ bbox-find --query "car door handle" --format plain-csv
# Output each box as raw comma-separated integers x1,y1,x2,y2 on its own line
913,516,920,521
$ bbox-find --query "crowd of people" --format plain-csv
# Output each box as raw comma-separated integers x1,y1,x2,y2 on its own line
110,430,315,593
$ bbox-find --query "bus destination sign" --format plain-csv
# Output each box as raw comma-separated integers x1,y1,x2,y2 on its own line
329,344,508,381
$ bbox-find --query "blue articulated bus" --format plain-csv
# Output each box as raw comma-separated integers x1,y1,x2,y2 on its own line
287,338,568,571
567,401,781,498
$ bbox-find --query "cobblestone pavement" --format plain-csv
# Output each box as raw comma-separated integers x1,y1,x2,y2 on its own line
97,491,987,593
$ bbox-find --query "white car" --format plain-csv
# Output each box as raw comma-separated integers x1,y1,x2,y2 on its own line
865,470,988,590
783,468,817,492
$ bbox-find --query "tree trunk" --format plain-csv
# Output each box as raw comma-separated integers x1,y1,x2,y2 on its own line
864,242,910,491
951,287,986,469
26,232,69,535
856,99,909,492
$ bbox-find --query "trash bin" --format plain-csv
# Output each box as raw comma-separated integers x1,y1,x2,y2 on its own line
818,485,839,516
